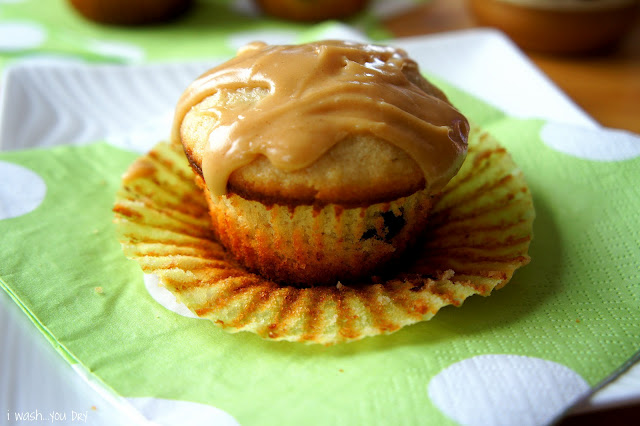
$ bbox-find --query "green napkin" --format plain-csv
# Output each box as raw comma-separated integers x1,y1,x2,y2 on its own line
1,0,639,424
1,77,639,425
0,0,398,69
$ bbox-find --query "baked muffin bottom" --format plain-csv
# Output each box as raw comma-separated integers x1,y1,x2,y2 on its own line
198,174,433,286
114,127,535,345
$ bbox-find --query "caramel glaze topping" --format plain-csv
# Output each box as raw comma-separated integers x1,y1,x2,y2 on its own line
172,40,469,199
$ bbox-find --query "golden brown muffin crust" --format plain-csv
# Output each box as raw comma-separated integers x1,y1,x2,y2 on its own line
179,86,427,205
176,41,469,205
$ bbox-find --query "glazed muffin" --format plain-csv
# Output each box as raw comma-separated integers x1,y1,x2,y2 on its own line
172,40,469,286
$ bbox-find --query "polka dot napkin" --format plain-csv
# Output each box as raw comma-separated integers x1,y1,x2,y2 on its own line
0,0,414,69
1,1,639,425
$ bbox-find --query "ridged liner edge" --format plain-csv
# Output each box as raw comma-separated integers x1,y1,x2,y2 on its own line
113,127,535,345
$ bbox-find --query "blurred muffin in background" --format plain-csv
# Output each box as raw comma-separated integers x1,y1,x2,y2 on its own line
254,0,370,21
68,0,193,26
469,0,640,54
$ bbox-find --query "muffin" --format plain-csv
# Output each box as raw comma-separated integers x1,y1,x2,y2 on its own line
469,0,640,53
172,40,470,286
68,0,193,26
254,0,370,21
114,127,535,344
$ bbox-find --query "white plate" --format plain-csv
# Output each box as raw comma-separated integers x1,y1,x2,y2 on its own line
0,29,635,424
0,28,599,152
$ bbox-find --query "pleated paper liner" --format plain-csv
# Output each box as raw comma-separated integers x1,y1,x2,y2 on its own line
114,127,534,345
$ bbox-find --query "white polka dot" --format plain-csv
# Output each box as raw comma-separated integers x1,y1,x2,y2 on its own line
0,21,47,51
227,30,299,52
370,0,420,18
86,39,145,63
304,22,370,44
0,161,46,219
71,366,238,425
428,355,590,426
14,54,86,66
144,274,202,319
127,397,240,426
541,122,640,161
230,0,261,17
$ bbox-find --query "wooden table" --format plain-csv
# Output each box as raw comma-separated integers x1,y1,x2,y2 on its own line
384,0,640,134
384,1,640,424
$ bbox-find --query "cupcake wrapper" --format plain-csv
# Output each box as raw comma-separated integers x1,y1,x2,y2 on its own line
199,176,433,285
114,128,534,345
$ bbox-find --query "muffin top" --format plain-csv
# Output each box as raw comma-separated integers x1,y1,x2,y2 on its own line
173,40,469,205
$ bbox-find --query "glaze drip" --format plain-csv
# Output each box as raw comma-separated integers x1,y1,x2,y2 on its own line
172,40,469,197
